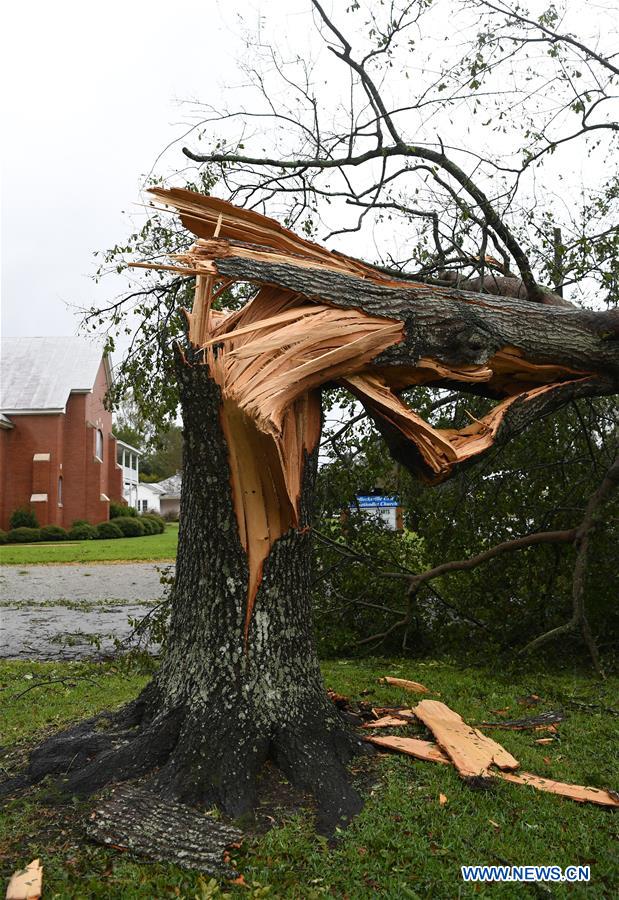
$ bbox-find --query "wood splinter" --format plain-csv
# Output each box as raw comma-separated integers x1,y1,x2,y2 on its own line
412,699,520,778
379,676,429,694
5,859,42,900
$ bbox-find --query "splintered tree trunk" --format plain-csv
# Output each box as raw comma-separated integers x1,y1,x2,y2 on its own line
146,359,363,828
22,189,619,851
26,354,363,834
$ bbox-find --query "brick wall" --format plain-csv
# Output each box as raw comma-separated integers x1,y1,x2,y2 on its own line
0,358,125,530
0,413,63,529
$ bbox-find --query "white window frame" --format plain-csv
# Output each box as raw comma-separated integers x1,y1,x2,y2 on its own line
95,428,104,461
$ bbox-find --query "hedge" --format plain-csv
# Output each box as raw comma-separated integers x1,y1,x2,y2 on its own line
96,521,124,540
109,516,146,537
0,516,166,545
109,502,139,519
6,527,42,543
139,518,157,535
40,525,69,542
9,508,39,529
68,524,97,541
142,514,165,534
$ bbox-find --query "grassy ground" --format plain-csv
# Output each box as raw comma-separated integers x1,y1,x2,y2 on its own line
0,524,178,564
1,657,617,898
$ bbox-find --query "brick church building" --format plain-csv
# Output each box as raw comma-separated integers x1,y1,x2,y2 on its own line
0,336,125,530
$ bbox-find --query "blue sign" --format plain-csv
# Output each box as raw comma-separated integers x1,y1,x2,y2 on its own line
353,495,399,508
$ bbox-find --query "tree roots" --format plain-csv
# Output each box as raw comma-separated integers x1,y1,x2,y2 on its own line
15,680,366,847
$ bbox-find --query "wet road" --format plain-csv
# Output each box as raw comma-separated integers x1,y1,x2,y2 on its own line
0,563,173,659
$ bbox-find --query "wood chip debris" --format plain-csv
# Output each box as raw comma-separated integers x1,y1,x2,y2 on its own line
326,689,350,709
371,707,417,720
363,715,413,728
5,859,42,900
379,677,429,694
366,687,618,808
412,700,520,778
481,710,565,730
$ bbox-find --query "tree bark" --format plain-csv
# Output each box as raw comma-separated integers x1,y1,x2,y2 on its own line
26,354,364,835
212,257,619,379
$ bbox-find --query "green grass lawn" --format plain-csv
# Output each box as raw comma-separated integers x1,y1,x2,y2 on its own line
1,657,617,898
0,524,178,564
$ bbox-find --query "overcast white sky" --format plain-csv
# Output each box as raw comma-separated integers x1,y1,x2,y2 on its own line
1,0,315,340
2,0,615,348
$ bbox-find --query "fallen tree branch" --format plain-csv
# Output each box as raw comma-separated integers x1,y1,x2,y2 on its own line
480,710,565,730
561,698,619,717
407,529,577,594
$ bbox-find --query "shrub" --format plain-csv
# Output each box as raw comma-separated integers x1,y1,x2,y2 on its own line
40,524,69,542
68,523,97,541
96,521,123,540
139,517,156,535
162,510,179,523
110,516,146,537
110,502,138,519
72,519,88,527
143,514,165,534
9,507,39,529
0,529,8,545
6,527,42,543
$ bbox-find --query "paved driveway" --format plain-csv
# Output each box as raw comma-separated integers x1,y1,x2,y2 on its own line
0,563,174,660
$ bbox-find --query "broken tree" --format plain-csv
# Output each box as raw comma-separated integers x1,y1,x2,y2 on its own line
26,190,619,842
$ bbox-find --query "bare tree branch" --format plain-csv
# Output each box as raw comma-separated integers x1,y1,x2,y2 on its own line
520,428,619,673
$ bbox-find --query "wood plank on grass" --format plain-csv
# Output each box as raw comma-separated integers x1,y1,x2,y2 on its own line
379,677,429,693
412,699,519,778
365,735,451,764
496,771,619,807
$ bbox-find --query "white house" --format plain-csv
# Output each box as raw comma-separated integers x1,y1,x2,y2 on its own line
136,481,164,515
155,473,182,519
115,438,141,509
135,473,182,518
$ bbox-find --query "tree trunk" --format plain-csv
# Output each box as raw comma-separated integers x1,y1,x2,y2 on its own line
149,358,364,829
26,355,364,834
20,188,619,849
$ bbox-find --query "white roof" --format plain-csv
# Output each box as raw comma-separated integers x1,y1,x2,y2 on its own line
156,473,182,498
138,482,165,495
1,337,106,413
